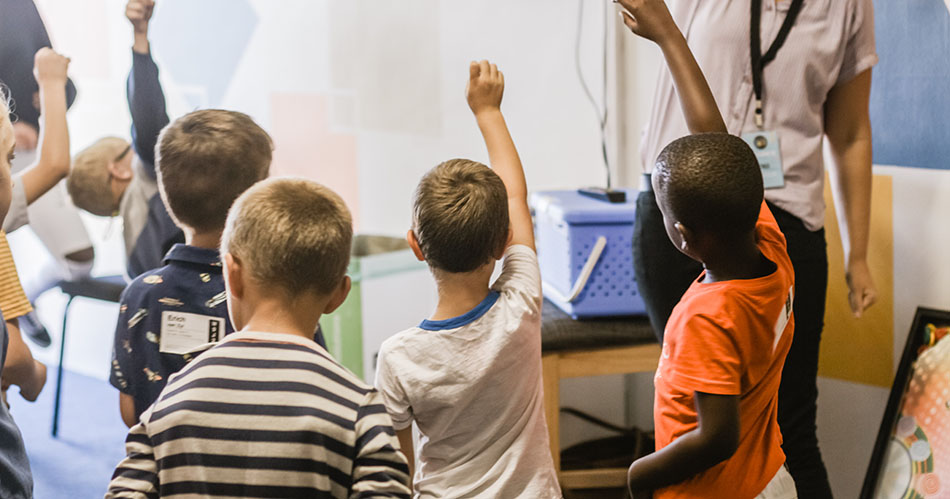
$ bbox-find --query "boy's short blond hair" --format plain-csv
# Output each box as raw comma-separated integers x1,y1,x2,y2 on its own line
68,137,128,216
222,177,353,297
412,159,509,273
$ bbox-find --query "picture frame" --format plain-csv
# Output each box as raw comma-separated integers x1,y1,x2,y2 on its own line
861,307,950,498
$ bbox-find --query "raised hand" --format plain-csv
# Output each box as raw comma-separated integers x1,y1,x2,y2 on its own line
466,60,504,117
616,0,678,44
33,47,70,87
126,0,155,35
616,0,725,134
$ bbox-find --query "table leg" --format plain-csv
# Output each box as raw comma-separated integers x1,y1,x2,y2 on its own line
51,295,75,438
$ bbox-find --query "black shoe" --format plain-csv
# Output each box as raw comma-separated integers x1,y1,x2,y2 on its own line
20,310,52,348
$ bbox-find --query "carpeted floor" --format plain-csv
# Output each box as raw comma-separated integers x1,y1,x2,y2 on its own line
7,369,128,499
7,369,635,499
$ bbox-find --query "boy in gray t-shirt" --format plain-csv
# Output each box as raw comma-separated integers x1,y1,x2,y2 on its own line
375,61,560,498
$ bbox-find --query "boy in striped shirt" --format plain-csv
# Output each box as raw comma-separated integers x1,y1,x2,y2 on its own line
106,178,411,498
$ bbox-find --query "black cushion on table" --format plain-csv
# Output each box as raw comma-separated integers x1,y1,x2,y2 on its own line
58,275,127,303
541,299,657,352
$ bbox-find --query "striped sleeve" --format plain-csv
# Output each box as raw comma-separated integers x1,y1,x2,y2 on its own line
105,418,159,499
0,231,32,321
350,390,411,498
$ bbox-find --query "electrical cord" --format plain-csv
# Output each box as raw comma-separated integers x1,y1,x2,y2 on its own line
560,407,637,435
575,0,612,188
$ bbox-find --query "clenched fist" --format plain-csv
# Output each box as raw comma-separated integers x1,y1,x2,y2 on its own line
33,47,70,86
126,0,155,35
466,60,504,117
616,0,678,44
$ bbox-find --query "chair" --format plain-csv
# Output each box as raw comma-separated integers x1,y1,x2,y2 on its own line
52,275,127,437
540,299,660,490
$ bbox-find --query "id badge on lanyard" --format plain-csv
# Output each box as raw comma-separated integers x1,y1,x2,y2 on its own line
742,130,784,189
747,0,804,189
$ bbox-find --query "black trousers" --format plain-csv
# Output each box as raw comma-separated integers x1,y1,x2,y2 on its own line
632,189,834,498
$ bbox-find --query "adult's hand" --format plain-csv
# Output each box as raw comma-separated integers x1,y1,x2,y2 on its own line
846,258,876,318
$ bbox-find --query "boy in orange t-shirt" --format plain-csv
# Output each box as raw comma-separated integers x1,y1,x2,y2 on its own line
617,2,797,498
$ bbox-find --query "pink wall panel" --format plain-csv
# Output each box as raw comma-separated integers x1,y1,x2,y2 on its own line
270,93,360,228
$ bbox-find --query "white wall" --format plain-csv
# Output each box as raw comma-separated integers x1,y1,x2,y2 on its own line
22,4,938,493
18,0,633,448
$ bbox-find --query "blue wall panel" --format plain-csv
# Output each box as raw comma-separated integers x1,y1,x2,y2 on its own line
870,0,950,169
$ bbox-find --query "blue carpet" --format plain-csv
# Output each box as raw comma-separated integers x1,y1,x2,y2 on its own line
7,369,128,499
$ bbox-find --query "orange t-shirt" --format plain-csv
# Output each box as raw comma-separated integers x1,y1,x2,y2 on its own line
653,201,795,499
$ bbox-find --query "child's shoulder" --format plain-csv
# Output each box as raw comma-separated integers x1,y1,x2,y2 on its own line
123,266,172,304
379,325,428,358
208,332,375,392
677,285,749,329
125,245,224,299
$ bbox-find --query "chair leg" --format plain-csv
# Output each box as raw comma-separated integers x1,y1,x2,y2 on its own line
541,354,560,477
51,295,75,438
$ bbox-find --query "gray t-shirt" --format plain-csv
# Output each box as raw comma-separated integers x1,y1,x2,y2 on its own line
375,245,561,498
0,313,34,498
119,158,159,260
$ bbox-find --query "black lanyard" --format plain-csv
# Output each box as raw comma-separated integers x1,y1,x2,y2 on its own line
750,0,805,127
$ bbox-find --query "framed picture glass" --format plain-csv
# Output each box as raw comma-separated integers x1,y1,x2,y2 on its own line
862,307,950,498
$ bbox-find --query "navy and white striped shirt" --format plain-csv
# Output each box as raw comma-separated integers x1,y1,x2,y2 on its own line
106,331,410,499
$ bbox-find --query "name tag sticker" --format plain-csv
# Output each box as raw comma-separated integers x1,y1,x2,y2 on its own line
160,311,224,355
742,130,784,189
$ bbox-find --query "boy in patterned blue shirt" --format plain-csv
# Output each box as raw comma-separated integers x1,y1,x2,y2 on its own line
109,105,272,426
107,9,274,425
109,104,275,426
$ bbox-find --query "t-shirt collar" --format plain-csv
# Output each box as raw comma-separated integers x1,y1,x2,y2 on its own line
419,291,500,331
163,243,223,269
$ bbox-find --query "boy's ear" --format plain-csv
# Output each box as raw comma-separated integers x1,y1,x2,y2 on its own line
674,222,694,253
323,275,352,315
406,230,425,262
106,158,133,181
223,253,244,301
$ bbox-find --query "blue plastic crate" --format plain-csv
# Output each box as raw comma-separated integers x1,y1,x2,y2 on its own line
531,189,646,319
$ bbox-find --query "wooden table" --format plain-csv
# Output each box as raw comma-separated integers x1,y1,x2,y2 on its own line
541,300,660,490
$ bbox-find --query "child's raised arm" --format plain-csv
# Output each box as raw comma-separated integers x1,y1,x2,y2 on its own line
18,47,71,205
126,0,169,179
617,0,726,134
466,61,534,251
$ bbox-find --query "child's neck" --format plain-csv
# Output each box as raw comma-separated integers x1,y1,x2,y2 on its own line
186,228,224,250
431,264,495,321
700,232,773,283
239,294,325,342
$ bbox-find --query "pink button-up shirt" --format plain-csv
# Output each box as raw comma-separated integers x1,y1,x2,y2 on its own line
640,0,878,230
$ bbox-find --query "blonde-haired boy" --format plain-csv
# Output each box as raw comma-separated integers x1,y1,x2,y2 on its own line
66,0,183,279
107,178,411,498
374,61,560,497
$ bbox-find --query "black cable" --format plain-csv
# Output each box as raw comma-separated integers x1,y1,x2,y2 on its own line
575,0,612,188
560,407,637,435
